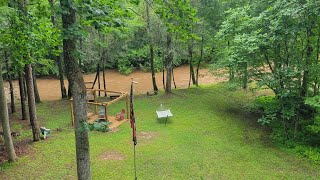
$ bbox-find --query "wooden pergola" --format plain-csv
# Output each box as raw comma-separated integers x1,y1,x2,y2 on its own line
70,89,129,129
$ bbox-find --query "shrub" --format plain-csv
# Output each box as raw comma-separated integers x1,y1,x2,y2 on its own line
294,145,320,164
89,120,112,132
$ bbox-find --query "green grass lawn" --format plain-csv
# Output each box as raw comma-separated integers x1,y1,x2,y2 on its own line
1,84,319,179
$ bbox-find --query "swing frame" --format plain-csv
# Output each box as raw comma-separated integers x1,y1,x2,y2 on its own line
69,89,129,127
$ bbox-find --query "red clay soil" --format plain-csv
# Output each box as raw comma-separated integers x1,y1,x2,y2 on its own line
99,150,125,161
5,65,227,101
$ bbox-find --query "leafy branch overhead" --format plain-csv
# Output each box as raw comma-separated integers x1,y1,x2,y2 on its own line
154,0,199,41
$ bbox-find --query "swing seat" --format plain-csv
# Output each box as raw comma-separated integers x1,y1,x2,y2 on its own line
116,109,126,121
156,110,173,118
156,110,173,125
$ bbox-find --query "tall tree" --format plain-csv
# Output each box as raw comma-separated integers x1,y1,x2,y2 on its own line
60,0,91,179
216,0,320,139
0,64,17,162
25,64,40,141
48,0,67,99
165,34,173,94
18,72,28,120
32,67,41,103
4,1,28,120
188,41,196,87
145,0,158,93
5,51,15,113
155,0,198,93
18,0,41,141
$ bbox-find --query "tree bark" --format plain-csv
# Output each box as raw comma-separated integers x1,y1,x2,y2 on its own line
79,38,83,70
188,44,196,87
18,72,28,120
5,51,15,113
32,67,41,103
150,44,158,92
162,52,166,90
313,30,320,95
58,56,68,98
301,26,313,97
24,64,40,142
92,65,99,89
0,65,17,162
97,64,101,96
60,0,91,179
196,35,204,86
242,62,248,89
172,68,176,89
227,40,234,81
68,81,72,97
165,34,173,94
8,79,15,113
102,53,107,97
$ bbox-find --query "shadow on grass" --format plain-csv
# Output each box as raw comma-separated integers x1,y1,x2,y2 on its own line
156,117,173,125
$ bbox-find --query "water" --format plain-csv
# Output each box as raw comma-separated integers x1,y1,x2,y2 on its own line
5,65,226,101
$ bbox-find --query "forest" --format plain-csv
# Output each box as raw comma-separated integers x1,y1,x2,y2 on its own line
0,0,320,179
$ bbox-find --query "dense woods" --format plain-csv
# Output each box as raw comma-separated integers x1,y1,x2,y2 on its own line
0,0,320,178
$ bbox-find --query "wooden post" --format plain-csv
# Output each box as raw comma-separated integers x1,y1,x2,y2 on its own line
70,99,74,126
94,90,97,114
105,104,108,121
126,93,129,119
98,64,101,97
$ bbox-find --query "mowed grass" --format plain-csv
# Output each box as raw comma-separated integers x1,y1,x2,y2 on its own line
1,84,319,179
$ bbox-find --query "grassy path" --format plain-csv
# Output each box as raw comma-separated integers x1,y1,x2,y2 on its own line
1,84,319,179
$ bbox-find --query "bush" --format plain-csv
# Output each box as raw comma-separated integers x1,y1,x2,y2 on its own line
294,145,320,164
117,57,134,75
139,63,149,72
250,94,320,163
248,96,278,123
88,120,112,132
118,65,134,75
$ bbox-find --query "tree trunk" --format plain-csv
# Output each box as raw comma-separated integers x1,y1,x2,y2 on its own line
97,64,101,96
92,65,99,89
68,81,72,97
196,35,204,86
227,40,234,81
18,72,28,120
165,34,173,94
79,38,83,70
145,0,158,93
162,53,166,90
8,79,15,113
5,51,15,113
0,65,17,162
102,52,107,97
58,56,67,98
188,44,196,86
301,27,313,97
242,62,248,89
24,64,40,142
150,45,158,93
60,0,91,179
172,68,176,89
49,0,67,99
229,66,234,81
18,0,30,119
313,30,320,95
32,67,41,103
